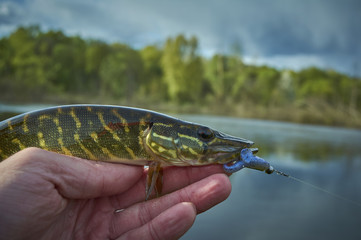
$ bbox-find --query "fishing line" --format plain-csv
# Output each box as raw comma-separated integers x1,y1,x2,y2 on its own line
274,169,361,209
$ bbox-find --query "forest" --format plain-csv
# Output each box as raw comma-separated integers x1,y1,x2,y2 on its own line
0,26,360,128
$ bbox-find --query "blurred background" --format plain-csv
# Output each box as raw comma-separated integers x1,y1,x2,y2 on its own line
0,0,361,239
0,0,360,127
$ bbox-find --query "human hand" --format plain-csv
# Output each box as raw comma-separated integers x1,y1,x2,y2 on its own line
0,148,231,240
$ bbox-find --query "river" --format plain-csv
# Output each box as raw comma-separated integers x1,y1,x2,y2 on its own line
180,115,361,240
1,104,361,239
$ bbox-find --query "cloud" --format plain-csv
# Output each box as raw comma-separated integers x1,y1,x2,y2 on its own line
0,0,360,75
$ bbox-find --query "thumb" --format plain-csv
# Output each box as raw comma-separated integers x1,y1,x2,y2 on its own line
8,148,144,199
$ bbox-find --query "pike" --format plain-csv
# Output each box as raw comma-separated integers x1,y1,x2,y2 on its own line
0,105,274,200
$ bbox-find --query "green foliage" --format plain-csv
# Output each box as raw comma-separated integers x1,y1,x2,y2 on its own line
85,41,110,91
0,25,360,127
162,35,203,102
99,43,144,102
139,45,167,100
205,54,243,101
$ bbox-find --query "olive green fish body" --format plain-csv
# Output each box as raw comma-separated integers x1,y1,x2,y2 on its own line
0,105,254,167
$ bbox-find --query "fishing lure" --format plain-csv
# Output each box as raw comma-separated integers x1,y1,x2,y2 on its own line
223,148,274,174
0,105,274,200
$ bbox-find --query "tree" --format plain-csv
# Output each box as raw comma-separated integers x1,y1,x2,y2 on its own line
0,37,13,84
205,54,245,102
295,67,336,104
161,35,203,102
85,41,110,92
140,45,167,100
50,36,87,93
253,66,281,105
8,26,43,90
99,44,144,102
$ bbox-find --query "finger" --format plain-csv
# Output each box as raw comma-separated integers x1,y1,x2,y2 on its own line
162,165,227,192
110,173,231,237
114,164,226,208
116,202,196,240
7,148,144,199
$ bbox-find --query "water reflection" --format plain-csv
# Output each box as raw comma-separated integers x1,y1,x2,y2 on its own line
180,115,361,240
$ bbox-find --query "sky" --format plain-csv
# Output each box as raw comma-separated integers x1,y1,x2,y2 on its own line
0,0,360,76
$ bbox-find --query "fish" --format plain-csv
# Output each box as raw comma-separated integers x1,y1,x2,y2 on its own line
0,104,273,200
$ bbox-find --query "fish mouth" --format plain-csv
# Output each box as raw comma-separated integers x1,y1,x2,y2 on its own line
203,131,255,164
214,131,254,148
213,151,240,164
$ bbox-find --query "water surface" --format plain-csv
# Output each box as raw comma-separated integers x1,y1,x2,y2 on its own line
180,115,361,240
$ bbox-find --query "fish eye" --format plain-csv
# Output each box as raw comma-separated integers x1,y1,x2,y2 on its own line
197,127,214,141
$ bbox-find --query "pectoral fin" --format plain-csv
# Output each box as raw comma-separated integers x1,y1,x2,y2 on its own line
145,162,163,200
